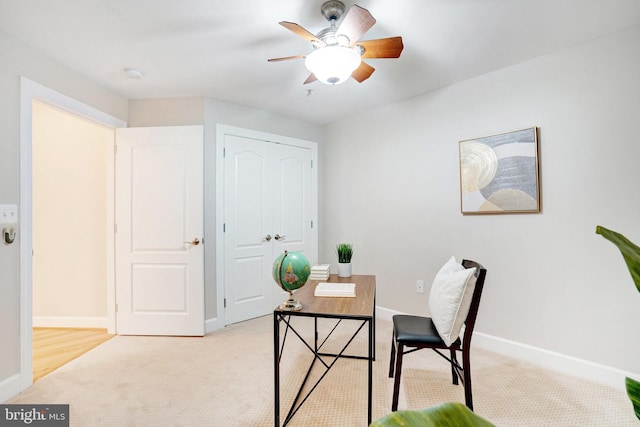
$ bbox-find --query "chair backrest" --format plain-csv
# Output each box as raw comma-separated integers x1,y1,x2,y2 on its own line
460,259,487,348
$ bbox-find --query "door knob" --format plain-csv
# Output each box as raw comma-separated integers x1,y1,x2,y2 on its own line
184,238,200,246
263,234,272,242
274,234,286,241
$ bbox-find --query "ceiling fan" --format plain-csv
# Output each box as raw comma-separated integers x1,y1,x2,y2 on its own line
268,0,403,85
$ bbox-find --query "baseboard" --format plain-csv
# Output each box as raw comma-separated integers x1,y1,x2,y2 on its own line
205,317,224,334
32,316,108,329
472,333,638,392
375,306,637,392
376,305,401,322
0,374,20,403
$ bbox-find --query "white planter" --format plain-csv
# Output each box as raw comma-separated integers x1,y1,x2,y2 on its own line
338,262,352,278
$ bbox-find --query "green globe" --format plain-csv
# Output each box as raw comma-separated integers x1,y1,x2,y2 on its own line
272,250,311,292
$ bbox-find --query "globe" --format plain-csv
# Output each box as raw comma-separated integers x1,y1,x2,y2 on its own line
272,250,311,310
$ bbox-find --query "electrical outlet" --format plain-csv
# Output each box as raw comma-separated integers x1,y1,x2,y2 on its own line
416,280,425,294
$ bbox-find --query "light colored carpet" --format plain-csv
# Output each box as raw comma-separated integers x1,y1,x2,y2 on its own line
8,315,637,426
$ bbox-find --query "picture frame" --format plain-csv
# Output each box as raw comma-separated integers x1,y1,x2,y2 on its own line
459,127,539,214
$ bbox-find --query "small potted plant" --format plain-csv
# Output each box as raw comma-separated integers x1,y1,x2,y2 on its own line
336,243,353,278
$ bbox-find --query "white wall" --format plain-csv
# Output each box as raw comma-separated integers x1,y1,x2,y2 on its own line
128,97,206,127
321,25,640,379
32,100,112,327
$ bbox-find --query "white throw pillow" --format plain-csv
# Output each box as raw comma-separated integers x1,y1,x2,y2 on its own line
428,256,477,346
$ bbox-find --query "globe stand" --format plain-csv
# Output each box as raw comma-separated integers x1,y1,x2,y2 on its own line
279,291,303,311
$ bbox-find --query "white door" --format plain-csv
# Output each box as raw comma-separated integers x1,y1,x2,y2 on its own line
115,126,204,336
223,133,314,324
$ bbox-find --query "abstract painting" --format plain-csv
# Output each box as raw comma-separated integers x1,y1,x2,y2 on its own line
459,127,539,214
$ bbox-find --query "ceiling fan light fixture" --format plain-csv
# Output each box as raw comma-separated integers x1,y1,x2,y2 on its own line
304,46,361,85
270,2,402,85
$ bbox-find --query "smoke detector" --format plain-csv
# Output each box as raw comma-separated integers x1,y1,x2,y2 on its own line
124,68,144,80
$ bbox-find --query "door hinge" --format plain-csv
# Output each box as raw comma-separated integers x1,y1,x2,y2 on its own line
311,220,314,228
311,160,313,168
223,147,226,157
114,224,117,233
115,303,118,312
223,223,226,232
224,298,226,308
114,144,117,155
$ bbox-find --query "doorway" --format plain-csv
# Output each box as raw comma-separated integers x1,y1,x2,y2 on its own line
19,78,126,391
30,100,114,381
32,100,113,329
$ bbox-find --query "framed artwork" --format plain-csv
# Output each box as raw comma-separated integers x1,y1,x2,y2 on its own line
459,127,539,214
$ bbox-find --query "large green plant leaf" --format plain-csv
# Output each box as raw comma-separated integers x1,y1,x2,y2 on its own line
595,226,640,293
626,377,640,420
369,402,495,427
596,226,640,420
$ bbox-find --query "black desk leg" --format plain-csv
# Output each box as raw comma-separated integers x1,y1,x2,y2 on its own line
314,317,318,353
274,313,280,427
368,317,373,424
373,304,376,361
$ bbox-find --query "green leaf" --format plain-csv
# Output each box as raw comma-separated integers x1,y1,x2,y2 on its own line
626,377,640,420
595,226,640,293
369,402,495,427
335,243,353,263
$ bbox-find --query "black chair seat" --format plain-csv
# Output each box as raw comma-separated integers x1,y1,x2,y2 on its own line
393,315,446,345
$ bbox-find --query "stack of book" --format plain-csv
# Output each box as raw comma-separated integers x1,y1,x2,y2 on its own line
310,264,331,280
314,282,356,297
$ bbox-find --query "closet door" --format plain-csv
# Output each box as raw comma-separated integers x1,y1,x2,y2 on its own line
222,132,315,325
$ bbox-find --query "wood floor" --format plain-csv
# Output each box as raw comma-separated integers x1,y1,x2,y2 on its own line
33,328,115,382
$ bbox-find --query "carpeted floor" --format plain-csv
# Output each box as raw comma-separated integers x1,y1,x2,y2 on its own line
7,315,638,426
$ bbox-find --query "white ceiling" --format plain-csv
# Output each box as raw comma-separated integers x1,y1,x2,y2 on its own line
1,0,640,125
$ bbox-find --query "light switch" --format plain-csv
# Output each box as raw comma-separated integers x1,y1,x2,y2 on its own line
0,204,18,224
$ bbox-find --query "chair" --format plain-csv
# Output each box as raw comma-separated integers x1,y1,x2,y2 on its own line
388,259,487,411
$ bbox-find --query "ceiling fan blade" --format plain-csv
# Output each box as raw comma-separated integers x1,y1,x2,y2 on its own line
336,5,376,45
267,54,306,62
279,21,324,45
303,74,317,85
351,61,375,83
357,36,404,59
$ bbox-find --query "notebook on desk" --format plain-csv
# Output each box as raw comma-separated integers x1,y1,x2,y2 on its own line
314,282,356,297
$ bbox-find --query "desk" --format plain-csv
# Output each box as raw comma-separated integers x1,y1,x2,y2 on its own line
273,274,376,426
